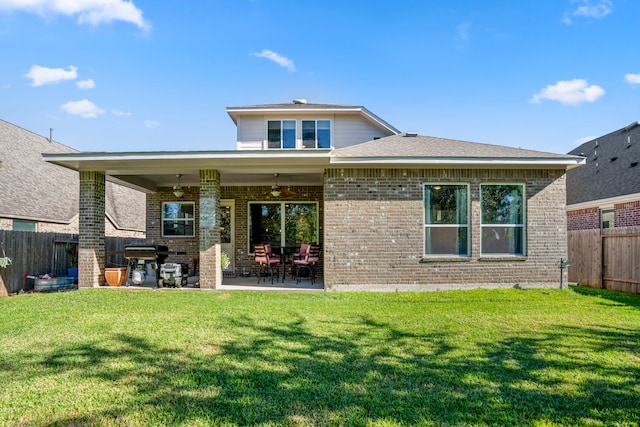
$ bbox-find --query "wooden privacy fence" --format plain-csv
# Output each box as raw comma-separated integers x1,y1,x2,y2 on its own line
568,226,640,294
0,231,144,296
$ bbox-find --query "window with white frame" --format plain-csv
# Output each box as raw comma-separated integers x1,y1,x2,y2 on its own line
248,202,318,252
302,120,330,149
162,202,195,237
424,184,469,256
480,184,525,255
267,120,296,149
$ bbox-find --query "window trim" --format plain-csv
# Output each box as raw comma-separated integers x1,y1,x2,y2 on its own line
423,183,470,257
247,201,319,254
266,119,296,149
161,201,196,237
301,119,331,149
479,183,526,256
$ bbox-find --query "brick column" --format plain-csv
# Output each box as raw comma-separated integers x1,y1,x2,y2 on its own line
199,169,222,289
79,171,105,288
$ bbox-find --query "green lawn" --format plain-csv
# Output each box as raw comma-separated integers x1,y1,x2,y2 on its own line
0,287,639,426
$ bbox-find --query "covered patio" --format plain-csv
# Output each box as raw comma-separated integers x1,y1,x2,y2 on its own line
43,150,331,290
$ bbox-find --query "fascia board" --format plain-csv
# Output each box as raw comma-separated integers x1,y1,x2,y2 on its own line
330,157,586,169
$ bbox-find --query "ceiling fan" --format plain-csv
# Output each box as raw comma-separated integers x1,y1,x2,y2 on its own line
263,173,296,198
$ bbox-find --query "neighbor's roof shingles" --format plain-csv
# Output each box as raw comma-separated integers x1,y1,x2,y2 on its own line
0,119,145,231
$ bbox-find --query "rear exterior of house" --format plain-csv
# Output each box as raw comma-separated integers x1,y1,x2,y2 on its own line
43,101,583,291
567,121,640,231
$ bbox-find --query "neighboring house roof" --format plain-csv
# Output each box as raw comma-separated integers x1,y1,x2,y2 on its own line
0,119,145,231
566,121,640,207
226,102,401,135
333,133,584,169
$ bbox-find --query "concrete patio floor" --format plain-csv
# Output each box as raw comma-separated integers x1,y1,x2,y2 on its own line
98,274,324,292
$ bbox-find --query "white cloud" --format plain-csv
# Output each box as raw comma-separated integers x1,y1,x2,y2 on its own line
530,79,605,105
76,78,95,89
563,0,612,24
252,49,296,72
0,0,150,31
624,72,640,85
25,65,77,87
112,109,131,117
60,99,105,118
144,119,159,128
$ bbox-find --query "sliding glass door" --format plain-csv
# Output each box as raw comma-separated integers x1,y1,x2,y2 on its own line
248,202,318,251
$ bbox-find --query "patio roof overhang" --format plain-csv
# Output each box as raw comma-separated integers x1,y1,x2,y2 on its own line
42,150,332,192
43,149,585,193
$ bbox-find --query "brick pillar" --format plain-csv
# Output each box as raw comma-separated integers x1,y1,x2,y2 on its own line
79,171,105,288
199,169,222,289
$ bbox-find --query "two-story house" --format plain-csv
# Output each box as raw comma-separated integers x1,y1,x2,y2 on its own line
44,101,584,291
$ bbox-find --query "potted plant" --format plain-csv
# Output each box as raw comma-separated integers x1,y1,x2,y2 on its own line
0,252,10,269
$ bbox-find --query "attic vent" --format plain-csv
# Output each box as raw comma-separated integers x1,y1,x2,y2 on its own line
631,162,638,168
293,99,307,104
610,157,618,162
405,132,418,137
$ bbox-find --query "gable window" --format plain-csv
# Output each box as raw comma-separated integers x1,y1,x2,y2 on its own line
162,202,195,237
480,184,525,255
13,220,37,232
424,184,469,256
302,120,330,149
249,202,318,251
268,120,296,149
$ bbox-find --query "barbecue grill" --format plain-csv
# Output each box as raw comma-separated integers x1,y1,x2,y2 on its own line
123,244,169,286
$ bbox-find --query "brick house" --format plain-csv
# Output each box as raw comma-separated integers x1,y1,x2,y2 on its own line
567,121,640,231
0,119,145,236
44,101,583,291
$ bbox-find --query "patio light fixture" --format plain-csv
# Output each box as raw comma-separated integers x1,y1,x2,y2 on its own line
173,174,184,198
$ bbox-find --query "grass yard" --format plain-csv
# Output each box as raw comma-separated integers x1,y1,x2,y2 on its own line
0,286,639,426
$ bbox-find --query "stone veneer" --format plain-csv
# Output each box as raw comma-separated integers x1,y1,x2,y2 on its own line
323,168,568,291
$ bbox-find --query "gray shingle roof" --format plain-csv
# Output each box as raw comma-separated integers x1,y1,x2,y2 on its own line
566,122,640,205
0,119,145,230
334,133,581,159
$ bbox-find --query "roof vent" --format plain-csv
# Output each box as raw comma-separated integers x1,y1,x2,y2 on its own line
293,99,307,104
405,132,418,137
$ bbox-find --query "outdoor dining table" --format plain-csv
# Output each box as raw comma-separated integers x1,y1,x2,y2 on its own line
274,245,300,282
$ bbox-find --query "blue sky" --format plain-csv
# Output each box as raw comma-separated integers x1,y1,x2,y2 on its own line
1,0,639,153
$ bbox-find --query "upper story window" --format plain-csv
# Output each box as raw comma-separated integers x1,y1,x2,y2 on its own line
302,120,331,149
162,202,195,237
268,120,296,149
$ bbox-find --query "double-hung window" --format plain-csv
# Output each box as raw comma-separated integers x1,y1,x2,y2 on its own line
424,184,469,256
302,120,330,149
480,184,525,255
162,202,195,237
267,120,296,149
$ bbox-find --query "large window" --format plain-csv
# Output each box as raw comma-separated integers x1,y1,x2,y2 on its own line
268,120,296,149
302,120,330,149
249,202,318,251
424,184,469,256
162,202,195,237
480,184,525,255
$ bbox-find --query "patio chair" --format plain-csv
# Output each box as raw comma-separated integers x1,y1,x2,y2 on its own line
254,244,281,284
294,244,320,285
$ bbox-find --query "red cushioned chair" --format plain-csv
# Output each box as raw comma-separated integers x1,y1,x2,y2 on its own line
294,244,320,285
254,244,281,284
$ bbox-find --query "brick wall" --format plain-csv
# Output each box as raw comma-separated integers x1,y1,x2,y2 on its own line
567,208,600,231
615,200,640,227
324,168,568,291
78,171,105,288
0,216,144,237
145,183,324,278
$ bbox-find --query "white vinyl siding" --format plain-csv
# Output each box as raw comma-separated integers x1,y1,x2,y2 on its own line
332,115,393,149
236,116,265,150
